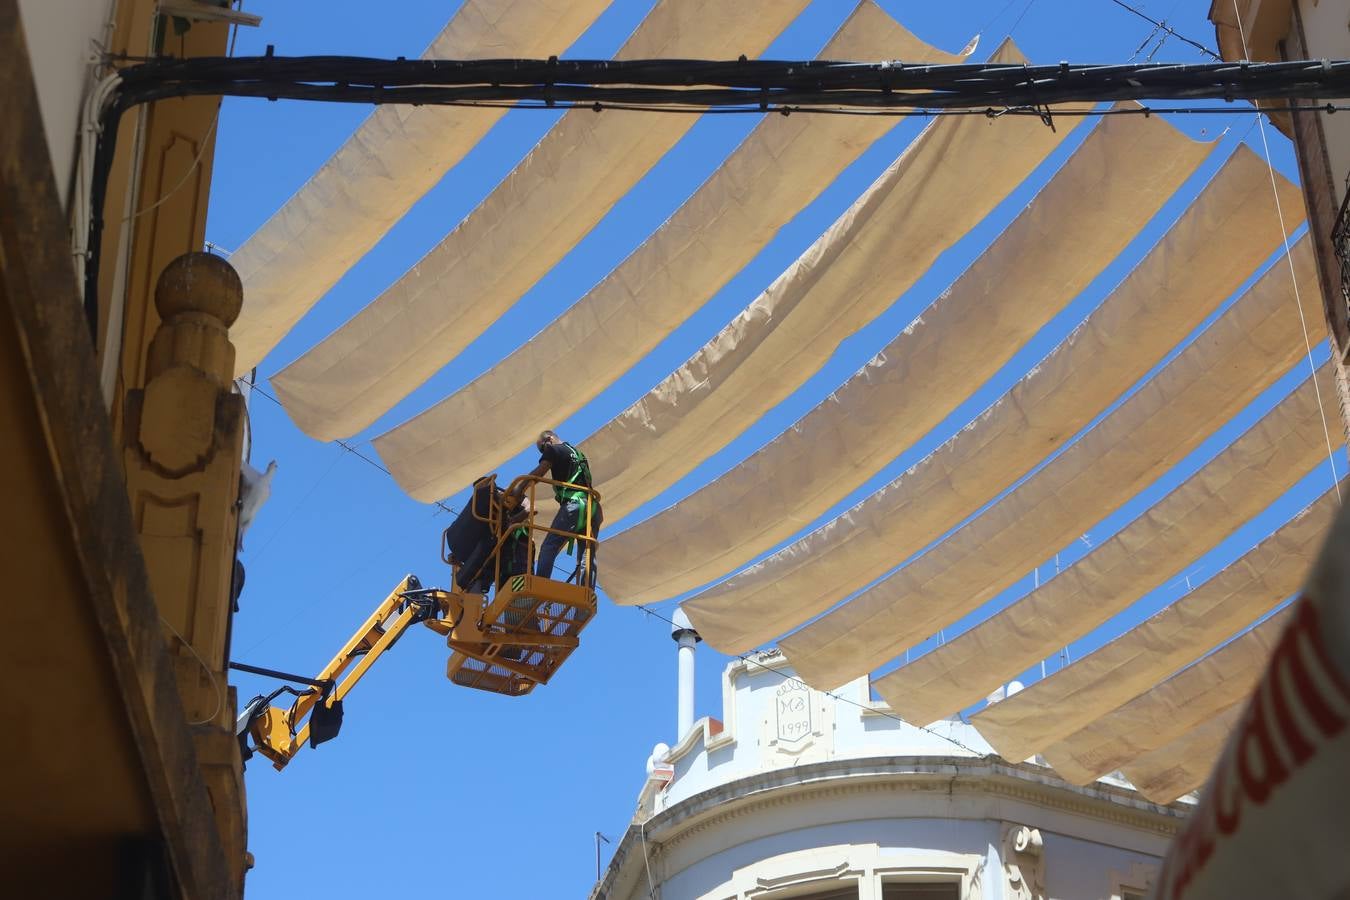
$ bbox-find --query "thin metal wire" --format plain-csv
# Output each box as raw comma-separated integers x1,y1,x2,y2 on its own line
1108,0,1222,59
1231,0,1344,503
979,0,1025,38
121,112,219,222
1128,21,1166,63
122,0,244,223
246,451,344,561
1007,0,1040,38
161,614,225,726
638,819,657,898
248,382,463,519
236,505,439,657
234,383,466,657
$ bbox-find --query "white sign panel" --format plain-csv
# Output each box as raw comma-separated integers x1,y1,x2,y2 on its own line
1154,499,1350,900
775,678,813,744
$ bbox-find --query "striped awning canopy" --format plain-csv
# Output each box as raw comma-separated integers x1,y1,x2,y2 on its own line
229,0,1343,806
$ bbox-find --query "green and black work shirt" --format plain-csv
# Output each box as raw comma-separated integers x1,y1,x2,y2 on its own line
539,441,593,505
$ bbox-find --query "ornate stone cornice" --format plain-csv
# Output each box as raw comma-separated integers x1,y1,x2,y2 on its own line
645,756,1186,851
592,755,1187,899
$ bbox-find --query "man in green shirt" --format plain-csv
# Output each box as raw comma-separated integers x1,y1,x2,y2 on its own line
524,430,601,586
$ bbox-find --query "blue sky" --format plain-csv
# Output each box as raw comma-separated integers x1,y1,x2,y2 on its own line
207,2,1334,896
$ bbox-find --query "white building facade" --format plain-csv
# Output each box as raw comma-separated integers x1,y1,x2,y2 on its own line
594,651,1187,900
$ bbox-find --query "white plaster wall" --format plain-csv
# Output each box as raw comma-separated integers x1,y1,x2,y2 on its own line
663,664,990,809
838,704,993,760
1298,0,1350,202
1040,831,1160,900
664,663,783,805
616,656,1177,900
16,0,116,207
635,811,1165,900
659,817,997,900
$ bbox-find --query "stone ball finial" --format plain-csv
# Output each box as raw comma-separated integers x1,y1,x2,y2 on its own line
154,251,243,325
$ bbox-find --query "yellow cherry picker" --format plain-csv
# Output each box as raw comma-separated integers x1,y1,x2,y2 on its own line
233,473,600,770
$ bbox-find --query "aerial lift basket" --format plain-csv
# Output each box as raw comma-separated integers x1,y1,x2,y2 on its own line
237,473,600,769
443,574,597,696
435,472,600,696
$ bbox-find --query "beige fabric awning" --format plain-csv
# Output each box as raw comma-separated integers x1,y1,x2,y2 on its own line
683,148,1300,653
1042,608,1291,787
228,0,613,375
779,233,1315,691
367,3,976,501
969,485,1340,764
874,342,1329,727
582,41,1061,528
579,41,1082,604
269,0,811,441
595,103,1210,607
1120,705,1245,804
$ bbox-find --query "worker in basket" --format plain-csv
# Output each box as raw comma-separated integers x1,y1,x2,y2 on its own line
445,476,500,594
498,493,533,591
445,476,536,589
519,430,601,587
497,493,536,660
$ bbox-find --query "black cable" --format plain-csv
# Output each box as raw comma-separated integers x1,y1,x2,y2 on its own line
240,97,1345,117
114,53,1341,93
118,80,1349,113
109,56,1350,110
228,660,331,687
84,52,1350,334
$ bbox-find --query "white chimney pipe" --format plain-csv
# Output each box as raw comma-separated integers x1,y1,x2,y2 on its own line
671,608,701,740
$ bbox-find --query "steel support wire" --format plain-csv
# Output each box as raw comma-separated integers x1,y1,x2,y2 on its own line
83,53,1350,336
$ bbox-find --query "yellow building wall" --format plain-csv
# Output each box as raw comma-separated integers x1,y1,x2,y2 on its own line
2,0,245,895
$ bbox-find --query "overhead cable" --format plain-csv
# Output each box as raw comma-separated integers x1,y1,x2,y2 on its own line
107,54,1350,110
80,53,1350,336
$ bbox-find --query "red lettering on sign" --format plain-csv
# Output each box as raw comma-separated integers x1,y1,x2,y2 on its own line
1266,600,1350,767
1211,747,1241,837
1155,597,1350,900
1235,683,1289,806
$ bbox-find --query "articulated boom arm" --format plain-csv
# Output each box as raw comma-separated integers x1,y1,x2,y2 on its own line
237,474,601,771
241,574,440,770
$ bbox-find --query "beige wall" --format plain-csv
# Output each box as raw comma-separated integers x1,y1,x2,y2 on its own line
1212,0,1350,437
0,244,160,895
3,0,241,893
1296,0,1350,204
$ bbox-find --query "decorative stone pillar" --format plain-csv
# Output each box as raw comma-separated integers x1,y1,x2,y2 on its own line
123,251,247,892
1001,823,1046,900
